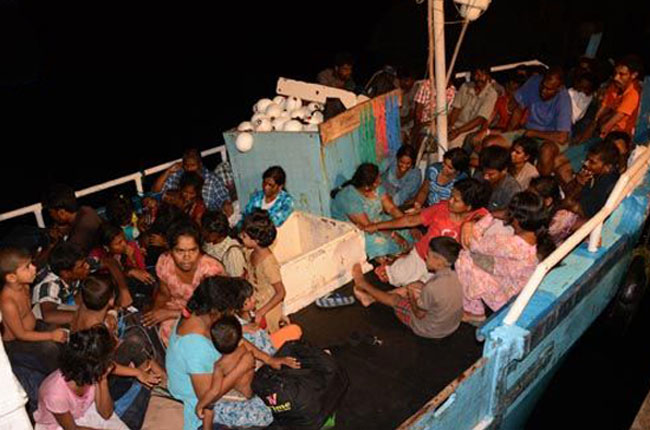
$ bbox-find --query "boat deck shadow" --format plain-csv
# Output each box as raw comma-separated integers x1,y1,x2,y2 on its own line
291,273,483,430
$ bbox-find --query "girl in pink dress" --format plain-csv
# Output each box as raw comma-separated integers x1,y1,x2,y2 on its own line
457,191,555,322
142,221,223,345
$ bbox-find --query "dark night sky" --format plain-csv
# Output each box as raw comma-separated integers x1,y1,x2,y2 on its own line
1,0,648,213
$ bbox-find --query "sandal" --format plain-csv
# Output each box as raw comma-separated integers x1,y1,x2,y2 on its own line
315,292,356,309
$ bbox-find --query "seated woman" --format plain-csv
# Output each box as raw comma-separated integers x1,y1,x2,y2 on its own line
180,172,207,226
509,136,539,189
33,326,129,430
166,276,298,430
242,166,294,227
142,220,223,346
413,148,469,208
457,191,555,323
528,176,578,246
331,163,411,261
381,145,422,207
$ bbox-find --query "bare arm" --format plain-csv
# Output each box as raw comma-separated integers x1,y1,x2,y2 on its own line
142,280,180,327
599,112,627,137
506,104,525,131
366,213,424,232
407,286,427,320
452,116,487,135
413,180,429,208
346,212,373,228
40,302,75,325
152,163,181,193
94,375,114,420
381,194,404,219
448,107,461,129
100,258,133,308
0,300,65,342
53,411,102,430
255,281,285,321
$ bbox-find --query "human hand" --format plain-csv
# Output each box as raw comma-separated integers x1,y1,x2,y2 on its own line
576,168,593,186
461,222,474,249
104,313,118,336
269,356,300,370
136,363,162,388
222,201,234,218
363,223,379,234
50,328,69,344
448,128,459,141
129,269,156,285
142,308,174,327
147,234,166,248
253,313,264,326
168,162,182,174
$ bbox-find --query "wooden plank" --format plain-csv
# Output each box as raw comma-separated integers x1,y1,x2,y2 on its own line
319,89,402,145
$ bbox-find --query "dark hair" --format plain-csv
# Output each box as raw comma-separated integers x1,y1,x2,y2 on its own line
233,278,254,311
472,64,491,75
186,276,240,316
616,54,644,77
149,203,188,235
575,72,597,90
512,137,539,164
179,172,205,194
166,219,201,250
202,210,230,238
49,242,85,276
263,166,287,187
105,194,133,227
453,178,491,209
61,325,116,386
508,191,555,259
480,146,511,171
0,247,31,284
428,236,462,270
210,315,242,354
529,176,561,214
604,131,632,152
334,52,354,68
241,209,276,248
331,163,379,199
544,66,565,84
588,140,621,168
182,148,202,164
444,148,470,173
100,223,123,248
42,184,78,213
81,275,115,311
396,145,417,162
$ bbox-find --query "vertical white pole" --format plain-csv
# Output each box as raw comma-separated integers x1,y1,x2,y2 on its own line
135,175,144,196
34,208,45,228
433,0,448,159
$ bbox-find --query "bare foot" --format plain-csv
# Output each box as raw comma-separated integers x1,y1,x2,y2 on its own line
352,263,364,283
353,286,376,307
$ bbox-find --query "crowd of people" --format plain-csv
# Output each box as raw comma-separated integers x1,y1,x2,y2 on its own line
0,51,645,430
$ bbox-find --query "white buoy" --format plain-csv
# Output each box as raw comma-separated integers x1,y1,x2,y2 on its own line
290,107,309,120
307,102,324,112
236,133,254,152
273,96,287,109
282,120,303,132
265,103,283,119
237,121,253,132
254,118,272,132
306,111,324,124
251,112,268,124
279,110,291,119
285,96,303,112
255,98,273,114
271,117,289,131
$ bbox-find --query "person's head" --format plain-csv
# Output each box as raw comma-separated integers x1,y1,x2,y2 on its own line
584,140,620,176
604,131,633,156
504,72,526,95
528,176,561,210
396,145,417,176
186,276,240,321
167,220,202,272
201,210,230,244
480,146,511,185
100,223,128,255
576,56,595,75
573,73,596,97
162,189,184,209
426,236,461,272
262,166,287,200
182,148,203,173
42,184,78,225
507,191,555,259
472,65,491,88
397,66,416,91
0,247,35,286
210,315,242,355
449,178,491,214
334,52,354,82
240,209,276,249
233,278,256,313
105,194,134,228
511,137,538,166
539,67,565,101
50,242,90,281
80,275,115,311
351,163,381,191
442,148,470,178
613,55,643,90
179,172,204,205
61,325,116,387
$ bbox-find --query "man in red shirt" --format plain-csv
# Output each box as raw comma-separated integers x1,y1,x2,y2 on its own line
365,178,491,287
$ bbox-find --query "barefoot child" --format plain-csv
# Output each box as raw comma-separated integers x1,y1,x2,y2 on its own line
352,237,464,339
240,209,287,333
0,247,68,377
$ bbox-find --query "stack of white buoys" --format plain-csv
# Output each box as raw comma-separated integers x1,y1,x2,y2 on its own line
234,94,326,152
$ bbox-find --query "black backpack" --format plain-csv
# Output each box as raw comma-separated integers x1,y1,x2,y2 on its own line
252,340,349,430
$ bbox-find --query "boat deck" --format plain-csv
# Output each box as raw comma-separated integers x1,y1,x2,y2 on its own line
291,274,483,430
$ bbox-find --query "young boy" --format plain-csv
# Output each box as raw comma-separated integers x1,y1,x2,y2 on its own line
202,210,247,277
563,140,621,224
367,178,490,287
0,247,68,376
478,145,522,213
352,236,464,339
